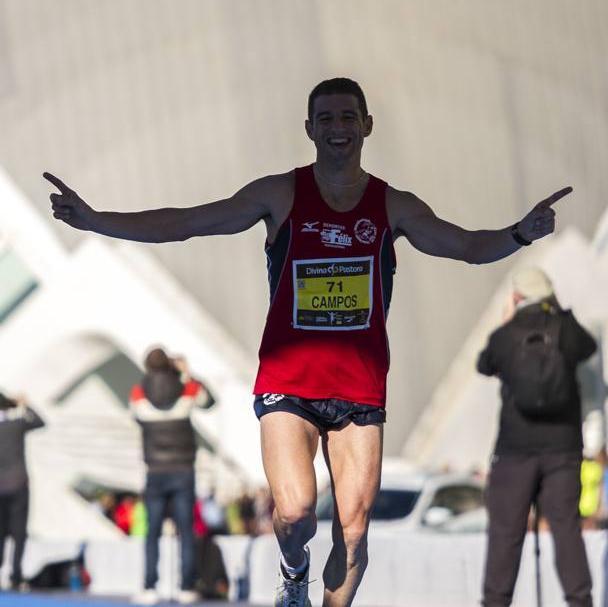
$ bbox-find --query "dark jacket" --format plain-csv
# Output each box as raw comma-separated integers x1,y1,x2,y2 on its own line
0,405,45,493
477,301,597,455
130,370,214,473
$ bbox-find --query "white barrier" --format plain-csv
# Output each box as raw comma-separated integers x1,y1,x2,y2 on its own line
4,531,607,605
250,529,608,607
84,536,252,601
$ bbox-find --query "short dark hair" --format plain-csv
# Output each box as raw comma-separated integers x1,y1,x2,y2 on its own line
144,347,172,373
308,78,368,122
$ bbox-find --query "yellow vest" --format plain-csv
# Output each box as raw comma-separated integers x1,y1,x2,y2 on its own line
580,459,603,518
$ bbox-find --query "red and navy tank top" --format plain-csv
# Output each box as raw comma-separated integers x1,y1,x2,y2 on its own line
253,164,396,407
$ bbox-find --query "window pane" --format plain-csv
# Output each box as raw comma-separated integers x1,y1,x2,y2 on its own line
428,485,484,516
371,489,421,520
316,489,421,521
0,250,38,323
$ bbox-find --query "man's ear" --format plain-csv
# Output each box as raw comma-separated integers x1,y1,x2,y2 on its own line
305,119,314,141
363,115,373,137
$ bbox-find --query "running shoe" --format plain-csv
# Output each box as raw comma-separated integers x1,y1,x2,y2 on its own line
274,546,312,607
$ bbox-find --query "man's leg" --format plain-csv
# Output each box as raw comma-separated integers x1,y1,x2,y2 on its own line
0,494,9,573
537,452,592,607
482,454,539,607
143,475,167,590
260,411,319,570
170,470,196,591
8,486,28,587
321,421,382,607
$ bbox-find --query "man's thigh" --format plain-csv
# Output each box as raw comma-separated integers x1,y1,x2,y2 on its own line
260,411,320,513
537,452,582,522
8,487,28,538
0,494,10,535
145,475,169,531
486,454,539,533
170,471,195,527
322,422,383,529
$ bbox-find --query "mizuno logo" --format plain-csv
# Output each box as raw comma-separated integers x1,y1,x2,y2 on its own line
301,221,320,233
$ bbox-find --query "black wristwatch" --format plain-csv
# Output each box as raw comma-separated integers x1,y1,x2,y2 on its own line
511,222,531,246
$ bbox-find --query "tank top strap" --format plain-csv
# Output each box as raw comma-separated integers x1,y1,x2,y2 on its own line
292,165,321,218
356,173,389,222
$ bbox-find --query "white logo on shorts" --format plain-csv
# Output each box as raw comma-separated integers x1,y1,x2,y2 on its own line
263,393,286,406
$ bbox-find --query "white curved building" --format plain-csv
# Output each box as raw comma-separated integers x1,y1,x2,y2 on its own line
1,1,608,539
0,167,264,539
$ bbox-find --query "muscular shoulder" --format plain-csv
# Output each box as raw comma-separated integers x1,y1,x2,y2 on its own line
385,186,434,236
240,170,294,213
240,170,294,239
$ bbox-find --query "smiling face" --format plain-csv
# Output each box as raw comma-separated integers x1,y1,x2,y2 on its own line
305,93,373,167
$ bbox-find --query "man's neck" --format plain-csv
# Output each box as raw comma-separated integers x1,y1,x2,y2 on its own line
313,159,365,188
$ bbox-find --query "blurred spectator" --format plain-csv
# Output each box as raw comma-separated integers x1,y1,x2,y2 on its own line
95,492,117,522
200,489,227,536
221,489,275,537
194,535,229,600
579,449,606,529
113,494,135,535
192,499,208,538
477,267,596,607
239,494,257,537
225,499,245,535
0,392,45,591
131,497,148,537
253,487,274,535
130,348,214,606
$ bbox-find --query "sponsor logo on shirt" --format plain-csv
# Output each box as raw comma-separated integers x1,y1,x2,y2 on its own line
354,218,377,244
301,221,320,233
320,224,352,248
301,221,354,249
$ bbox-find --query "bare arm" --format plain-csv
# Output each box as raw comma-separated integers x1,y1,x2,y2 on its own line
44,171,291,243
388,186,572,264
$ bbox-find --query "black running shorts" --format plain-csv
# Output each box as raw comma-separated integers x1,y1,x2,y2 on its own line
253,393,386,431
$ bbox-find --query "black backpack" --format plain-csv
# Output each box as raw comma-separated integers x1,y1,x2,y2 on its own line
504,311,573,417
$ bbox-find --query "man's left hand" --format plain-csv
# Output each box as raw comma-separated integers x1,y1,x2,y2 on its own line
518,186,573,242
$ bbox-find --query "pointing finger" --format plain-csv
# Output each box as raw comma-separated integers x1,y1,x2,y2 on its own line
43,172,73,194
537,186,573,209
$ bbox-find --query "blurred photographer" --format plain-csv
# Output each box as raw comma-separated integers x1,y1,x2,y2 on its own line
478,267,597,607
129,348,214,606
0,392,45,590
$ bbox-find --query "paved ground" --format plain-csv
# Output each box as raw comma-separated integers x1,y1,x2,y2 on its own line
0,592,263,607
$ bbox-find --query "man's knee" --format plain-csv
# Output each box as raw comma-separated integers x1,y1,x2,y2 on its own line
333,516,370,565
275,501,316,528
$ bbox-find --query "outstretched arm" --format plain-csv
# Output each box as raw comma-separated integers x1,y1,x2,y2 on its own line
44,172,286,243
389,186,572,264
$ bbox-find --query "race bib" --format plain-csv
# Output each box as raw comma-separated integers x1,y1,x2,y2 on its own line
292,257,373,330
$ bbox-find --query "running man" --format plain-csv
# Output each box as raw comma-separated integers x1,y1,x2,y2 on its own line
45,78,570,607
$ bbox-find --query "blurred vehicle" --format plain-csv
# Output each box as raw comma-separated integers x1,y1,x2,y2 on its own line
433,506,488,533
315,459,485,532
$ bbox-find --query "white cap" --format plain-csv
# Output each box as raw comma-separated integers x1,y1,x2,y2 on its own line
512,267,554,300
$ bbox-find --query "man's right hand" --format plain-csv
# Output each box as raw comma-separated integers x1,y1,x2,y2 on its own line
44,172,95,231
